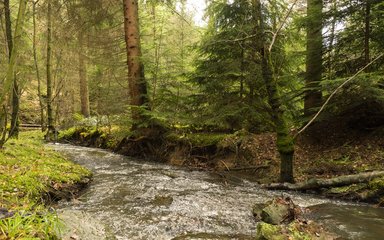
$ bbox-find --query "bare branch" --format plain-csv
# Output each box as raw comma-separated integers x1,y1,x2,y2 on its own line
268,0,299,52
295,53,384,138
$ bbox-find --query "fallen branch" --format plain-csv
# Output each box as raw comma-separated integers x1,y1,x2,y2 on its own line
224,165,269,172
262,171,384,191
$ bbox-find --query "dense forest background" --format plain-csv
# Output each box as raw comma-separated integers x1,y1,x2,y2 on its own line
0,0,383,182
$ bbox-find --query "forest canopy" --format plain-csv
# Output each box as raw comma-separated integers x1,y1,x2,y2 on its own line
0,0,383,181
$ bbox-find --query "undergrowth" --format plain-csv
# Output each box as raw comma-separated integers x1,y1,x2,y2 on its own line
0,131,91,239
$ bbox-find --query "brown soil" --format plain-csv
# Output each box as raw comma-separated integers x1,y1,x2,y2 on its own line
44,177,92,204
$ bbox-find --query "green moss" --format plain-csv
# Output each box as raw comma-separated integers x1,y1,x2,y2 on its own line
256,221,330,240
328,184,366,194
185,133,230,147
0,131,91,239
165,132,230,147
368,177,384,191
256,222,285,240
58,126,81,140
276,134,294,154
287,223,313,240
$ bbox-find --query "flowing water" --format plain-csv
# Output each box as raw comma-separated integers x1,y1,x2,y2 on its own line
52,144,384,240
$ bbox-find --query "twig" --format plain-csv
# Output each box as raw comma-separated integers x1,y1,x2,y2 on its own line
220,160,230,171
295,53,384,138
269,0,299,52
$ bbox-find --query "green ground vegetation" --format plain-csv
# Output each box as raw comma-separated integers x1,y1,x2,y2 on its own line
0,131,91,239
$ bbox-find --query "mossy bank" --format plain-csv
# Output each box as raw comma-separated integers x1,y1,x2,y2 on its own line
0,131,92,239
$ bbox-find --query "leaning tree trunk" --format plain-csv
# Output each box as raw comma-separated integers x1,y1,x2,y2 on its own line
4,0,19,138
304,0,323,116
123,0,149,131
254,0,295,183
78,31,90,118
45,0,55,140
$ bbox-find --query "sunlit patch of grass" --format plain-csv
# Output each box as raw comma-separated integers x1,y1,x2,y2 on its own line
0,131,91,239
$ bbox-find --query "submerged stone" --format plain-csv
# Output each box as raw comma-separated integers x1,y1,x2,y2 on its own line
152,195,173,206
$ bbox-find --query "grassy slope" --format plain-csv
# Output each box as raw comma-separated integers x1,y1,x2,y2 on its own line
0,131,91,239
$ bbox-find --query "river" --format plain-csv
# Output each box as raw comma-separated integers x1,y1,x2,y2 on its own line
52,144,384,240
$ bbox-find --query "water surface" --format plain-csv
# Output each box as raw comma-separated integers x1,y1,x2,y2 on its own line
53,144,384,240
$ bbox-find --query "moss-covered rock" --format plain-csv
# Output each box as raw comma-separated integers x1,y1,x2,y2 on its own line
255,222,285,240
259,197,296,225
256,221,337,240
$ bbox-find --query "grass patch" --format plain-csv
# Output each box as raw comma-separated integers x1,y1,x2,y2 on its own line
0,131,91,239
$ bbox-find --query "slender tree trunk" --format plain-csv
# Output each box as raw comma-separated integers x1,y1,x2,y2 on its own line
151,3,158,108
10,74,19,137
33,1,46,131
0,0,27,147
4,0,13,65
46,0,55,140
304,0,323,116
364,0,371,66
123,0,149,130
78,31,90,117
4,0,19,138
240,48,245,99
327,0,337,80
255,0,294,183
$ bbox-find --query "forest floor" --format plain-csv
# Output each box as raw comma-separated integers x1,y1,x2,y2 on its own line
58,121,384,205
0,131,91,239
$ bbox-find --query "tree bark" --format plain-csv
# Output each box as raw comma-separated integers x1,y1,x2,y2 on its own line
4,0,19,138
9,74,19,138
327,0,336,80
78,31,90,118
46,0,55,140
263,171,384,191
254,0,294,183
33,1,46,132
304,0,323,116
123,0,149,129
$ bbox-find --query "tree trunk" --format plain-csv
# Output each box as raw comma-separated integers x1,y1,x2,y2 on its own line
33,1,46,132
364,0,371,66
255,0,294,183
304,0,323,116
0,0,27,147
10,74,19,138
4,0,19,138
78,31,90,118
123,0,149,130
263,171,384,191
327,0,336,80
46,0,55,140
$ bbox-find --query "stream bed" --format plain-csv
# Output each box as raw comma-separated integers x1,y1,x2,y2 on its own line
53,144,384,240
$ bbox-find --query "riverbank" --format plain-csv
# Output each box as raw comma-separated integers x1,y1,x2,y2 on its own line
0,131,91,239
58,125,384,205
